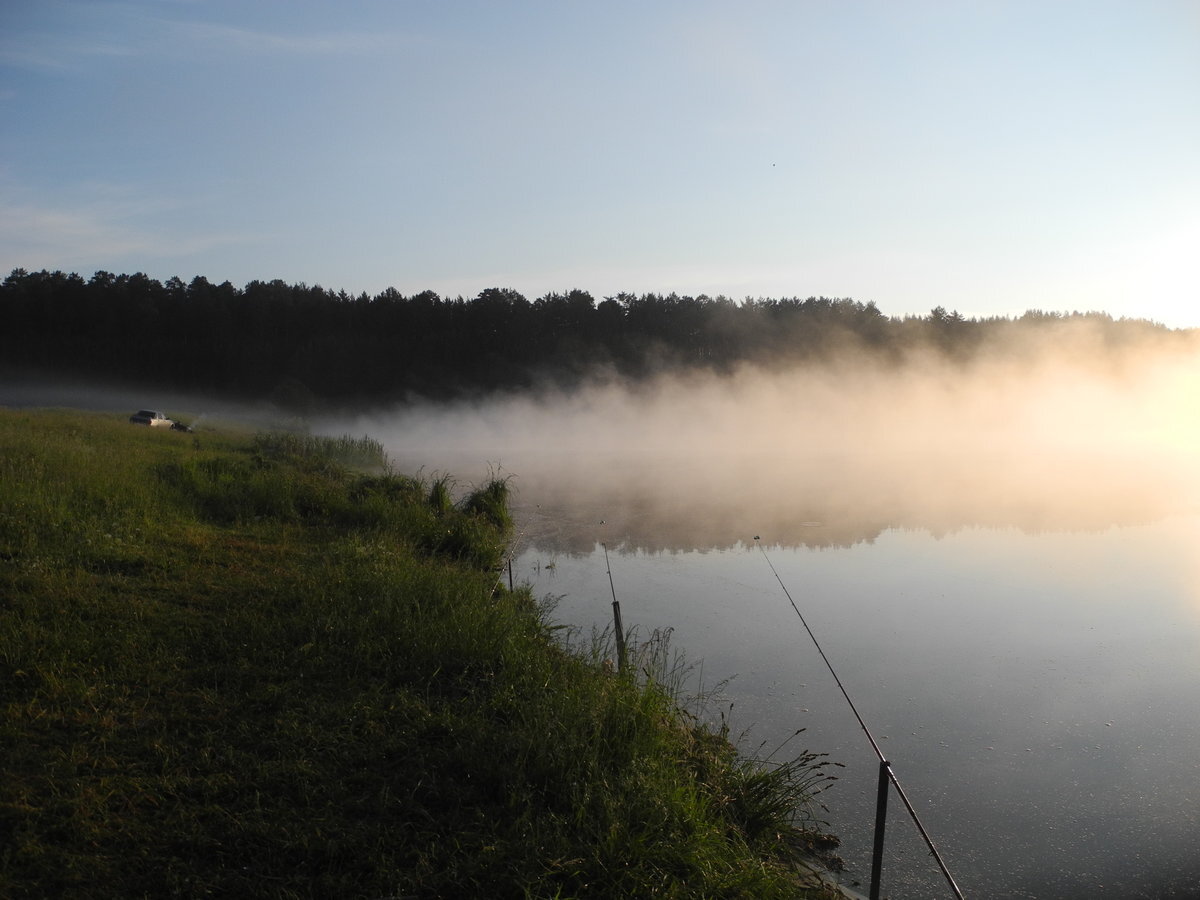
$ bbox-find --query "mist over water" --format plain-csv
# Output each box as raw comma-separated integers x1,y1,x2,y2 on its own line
340,326,1200,550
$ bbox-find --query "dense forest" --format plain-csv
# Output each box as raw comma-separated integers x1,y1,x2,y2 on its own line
1,268,1183,411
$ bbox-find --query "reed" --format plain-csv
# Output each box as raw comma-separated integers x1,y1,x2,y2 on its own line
427,473,454,515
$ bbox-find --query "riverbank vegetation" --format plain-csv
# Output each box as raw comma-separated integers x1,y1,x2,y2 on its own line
2,268,1189,410
0,408,840,898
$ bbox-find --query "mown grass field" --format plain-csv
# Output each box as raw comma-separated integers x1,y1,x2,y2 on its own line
0,408,839,899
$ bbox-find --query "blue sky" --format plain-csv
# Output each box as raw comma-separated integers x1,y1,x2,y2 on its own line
3,0,1198,325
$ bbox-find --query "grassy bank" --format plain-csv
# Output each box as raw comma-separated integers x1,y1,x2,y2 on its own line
0,408,838,899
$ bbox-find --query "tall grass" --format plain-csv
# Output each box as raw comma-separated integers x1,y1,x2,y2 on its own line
0,408,840,899
251,430,390,471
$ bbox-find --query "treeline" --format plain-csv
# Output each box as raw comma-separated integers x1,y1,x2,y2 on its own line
0,268,1179,409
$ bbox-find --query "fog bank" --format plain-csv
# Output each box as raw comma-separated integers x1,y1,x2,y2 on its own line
336,328,1200,551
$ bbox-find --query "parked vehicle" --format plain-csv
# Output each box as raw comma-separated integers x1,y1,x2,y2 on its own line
129,409,174,427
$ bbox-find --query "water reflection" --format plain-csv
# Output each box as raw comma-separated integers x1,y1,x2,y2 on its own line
504,448,1197,555
512,517,1200,899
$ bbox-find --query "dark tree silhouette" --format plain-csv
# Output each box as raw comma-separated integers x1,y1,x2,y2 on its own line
0,268,1183,410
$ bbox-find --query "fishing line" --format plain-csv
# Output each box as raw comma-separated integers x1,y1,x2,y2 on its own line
754,537,965,900
755,536,884,760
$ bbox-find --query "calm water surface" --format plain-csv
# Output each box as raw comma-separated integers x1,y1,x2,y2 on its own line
513,514,1200,899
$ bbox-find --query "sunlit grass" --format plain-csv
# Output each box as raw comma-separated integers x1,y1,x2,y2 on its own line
0,408,839,899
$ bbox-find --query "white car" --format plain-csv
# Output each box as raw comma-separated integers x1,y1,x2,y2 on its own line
129,409,174,427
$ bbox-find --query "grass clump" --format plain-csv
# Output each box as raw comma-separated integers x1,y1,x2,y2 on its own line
0,408,839,899
251,430,390,471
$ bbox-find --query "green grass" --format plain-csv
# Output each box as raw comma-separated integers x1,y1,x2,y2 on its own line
0,408,840,899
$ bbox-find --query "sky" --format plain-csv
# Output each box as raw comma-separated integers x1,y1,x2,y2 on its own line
2,0,1198,326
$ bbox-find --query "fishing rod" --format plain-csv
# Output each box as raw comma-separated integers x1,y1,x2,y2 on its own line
602,542,627,672
754,536,965,900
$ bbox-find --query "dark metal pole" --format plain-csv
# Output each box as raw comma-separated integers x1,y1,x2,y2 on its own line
602,543,627,673
612,600,627,673
870,759,890,900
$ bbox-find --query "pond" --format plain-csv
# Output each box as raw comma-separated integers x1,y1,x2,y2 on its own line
510,513,1200,899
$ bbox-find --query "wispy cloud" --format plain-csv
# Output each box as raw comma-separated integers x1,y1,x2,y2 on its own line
168,20,408,57
0,5,416,72
0,188,260,275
